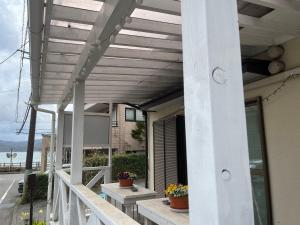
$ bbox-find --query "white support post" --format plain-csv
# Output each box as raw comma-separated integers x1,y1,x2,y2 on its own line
55,110,64,169
105,102,113,183
69,80,85,225
181,1,254,225
53,109,64,221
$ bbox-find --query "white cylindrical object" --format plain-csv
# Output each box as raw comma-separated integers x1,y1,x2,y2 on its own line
268,60,285,74
267,46,284,59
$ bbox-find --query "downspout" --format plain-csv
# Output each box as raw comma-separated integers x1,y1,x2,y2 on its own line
28,0,44,104
143,111,149,188
34,107,56,225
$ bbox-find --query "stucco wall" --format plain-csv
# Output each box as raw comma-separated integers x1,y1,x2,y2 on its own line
147,36,300,224
245,75,300,225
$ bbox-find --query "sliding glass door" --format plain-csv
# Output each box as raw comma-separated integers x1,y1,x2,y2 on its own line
246,98,273,225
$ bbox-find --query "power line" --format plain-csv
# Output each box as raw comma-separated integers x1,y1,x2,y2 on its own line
263,73,300,102
0,41,29,65
16,0,28,122
16,95,31,135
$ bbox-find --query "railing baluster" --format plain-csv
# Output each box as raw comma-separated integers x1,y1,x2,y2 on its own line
59,179,69,225
77,197,87,225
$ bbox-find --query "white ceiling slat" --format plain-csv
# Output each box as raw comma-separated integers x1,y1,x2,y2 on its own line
95,0,181,16
52,4,97,25
49,25,88,41
49,25,182,50
58,0,138,110
91,66,182,77
43,74,181,83
42,84,168,92
124,18,181,36
84,80,179,87
42,89,158,96
239,32,274,45
46,54,183,70
138,0,181,15
45,64,182,77
47,42,182,61
238,14,300,36
52,4,181,35
105,47,182,62
243,0,300,11
48,41,82,54
115,34,182,50
43,72,182,82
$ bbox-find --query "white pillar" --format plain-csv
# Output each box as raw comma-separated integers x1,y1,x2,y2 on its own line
105,102,113,183
53,109,64,221
55,110,64,169
69,80,85,225
181,1,254,225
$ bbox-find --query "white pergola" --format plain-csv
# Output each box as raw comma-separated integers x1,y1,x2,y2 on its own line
28,0,300,225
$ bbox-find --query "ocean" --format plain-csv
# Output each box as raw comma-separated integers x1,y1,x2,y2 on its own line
0,151,41,164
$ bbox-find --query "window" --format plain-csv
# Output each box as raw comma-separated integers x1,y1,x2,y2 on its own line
125,108,145,122
125,108,135,121
246,98,272,225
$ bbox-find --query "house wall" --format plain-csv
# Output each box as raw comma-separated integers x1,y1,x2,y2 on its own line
245,73,300,225
147,98,184,190
147,37,300,225
112,104,145,152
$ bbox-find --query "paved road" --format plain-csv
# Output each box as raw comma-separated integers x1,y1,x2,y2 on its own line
0,173,23,225
0,173,23,199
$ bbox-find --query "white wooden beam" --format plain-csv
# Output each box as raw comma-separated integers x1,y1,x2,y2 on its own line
70,81,85,185
58,0,138,110
48,42,182,61
42,72,182,82
46,54,183,70
49,25,182,51
52,4,181,35
181,0,254,225
45,64,182,77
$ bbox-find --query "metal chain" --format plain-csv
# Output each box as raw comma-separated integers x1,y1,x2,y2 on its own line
262,73,300,102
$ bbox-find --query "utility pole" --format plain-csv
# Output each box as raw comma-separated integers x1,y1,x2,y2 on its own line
24,106,37,189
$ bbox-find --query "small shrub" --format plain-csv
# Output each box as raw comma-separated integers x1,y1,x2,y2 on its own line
83,153,146,184
21,173,48,204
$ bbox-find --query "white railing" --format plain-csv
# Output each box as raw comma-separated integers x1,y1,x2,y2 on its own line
52,170,140,225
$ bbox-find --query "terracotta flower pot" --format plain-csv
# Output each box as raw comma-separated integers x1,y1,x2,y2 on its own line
119,178,133,187
169,196,189,209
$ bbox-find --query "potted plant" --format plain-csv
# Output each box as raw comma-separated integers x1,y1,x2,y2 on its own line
118,171,137,187
165,184,189,209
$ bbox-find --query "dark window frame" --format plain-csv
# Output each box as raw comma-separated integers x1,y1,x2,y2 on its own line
125,107,145,122
246,97,273,225
125,107,136,122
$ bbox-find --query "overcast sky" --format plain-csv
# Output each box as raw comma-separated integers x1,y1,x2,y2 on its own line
0,1,54,142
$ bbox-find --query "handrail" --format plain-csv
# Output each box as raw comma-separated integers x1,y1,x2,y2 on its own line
62,166,110,172
56,170,140,225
